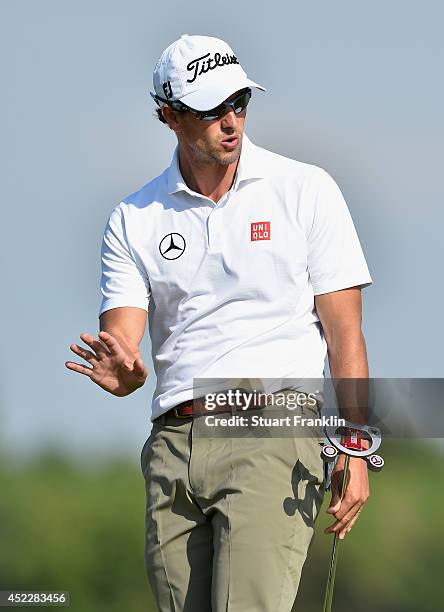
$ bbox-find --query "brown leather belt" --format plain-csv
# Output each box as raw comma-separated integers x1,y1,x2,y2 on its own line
161,390,270,419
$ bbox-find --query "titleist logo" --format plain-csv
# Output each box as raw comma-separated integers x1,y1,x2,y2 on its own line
186,52,239,83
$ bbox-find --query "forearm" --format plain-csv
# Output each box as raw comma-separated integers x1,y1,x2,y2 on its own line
316,291,371,533
327,326,368,378
326,327,369,425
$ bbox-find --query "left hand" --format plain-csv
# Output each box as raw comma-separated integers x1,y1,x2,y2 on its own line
324,454,370,540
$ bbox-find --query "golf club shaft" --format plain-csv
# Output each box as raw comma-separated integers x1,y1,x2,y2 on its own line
322,453,350,612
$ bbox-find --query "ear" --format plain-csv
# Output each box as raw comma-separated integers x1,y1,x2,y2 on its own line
161,105,183,133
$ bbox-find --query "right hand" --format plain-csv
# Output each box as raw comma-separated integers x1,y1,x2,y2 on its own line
65,330,148,396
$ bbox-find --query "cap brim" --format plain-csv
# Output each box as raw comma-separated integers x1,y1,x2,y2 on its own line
178,78,266,111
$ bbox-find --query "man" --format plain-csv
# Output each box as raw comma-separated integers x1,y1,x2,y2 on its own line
65,34,373,612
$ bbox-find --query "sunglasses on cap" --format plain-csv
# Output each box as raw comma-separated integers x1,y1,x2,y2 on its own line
151,88,252,121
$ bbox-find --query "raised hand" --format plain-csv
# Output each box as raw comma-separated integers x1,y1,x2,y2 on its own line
65,330,148,396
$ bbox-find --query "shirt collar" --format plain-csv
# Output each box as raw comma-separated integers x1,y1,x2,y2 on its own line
235,133,266,186
167,132,265,196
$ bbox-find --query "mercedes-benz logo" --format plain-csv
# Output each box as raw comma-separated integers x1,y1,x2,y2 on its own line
159,232,186,260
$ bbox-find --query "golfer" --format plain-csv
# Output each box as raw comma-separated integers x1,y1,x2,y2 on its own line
66,34,373,612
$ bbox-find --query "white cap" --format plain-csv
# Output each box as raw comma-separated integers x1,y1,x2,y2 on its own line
152,34,266,111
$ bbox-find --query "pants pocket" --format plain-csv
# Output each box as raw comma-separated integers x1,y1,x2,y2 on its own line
140,424,159,475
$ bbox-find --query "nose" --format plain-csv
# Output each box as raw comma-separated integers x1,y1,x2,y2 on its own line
220,108,237,129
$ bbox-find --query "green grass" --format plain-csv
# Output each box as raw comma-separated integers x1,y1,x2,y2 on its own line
1,441,443,611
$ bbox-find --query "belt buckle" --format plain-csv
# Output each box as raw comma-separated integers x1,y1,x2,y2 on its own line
173,406,193,419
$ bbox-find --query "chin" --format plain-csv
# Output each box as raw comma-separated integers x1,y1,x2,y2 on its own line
215,145,242,166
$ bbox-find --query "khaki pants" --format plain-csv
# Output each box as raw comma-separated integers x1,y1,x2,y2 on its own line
140,393,326,612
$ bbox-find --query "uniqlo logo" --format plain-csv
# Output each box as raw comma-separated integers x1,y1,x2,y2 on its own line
250,221,271,241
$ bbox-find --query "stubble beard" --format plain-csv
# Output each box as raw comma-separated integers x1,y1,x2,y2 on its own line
188,134,243,167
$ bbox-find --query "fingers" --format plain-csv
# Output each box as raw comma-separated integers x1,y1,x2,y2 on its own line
326,486,341,515
70,343,96,363
134,357,148,378
325,493,358,532
66,332,111,377
325,500,363,539
96,330,124,356
325,456,369,539
65,360,93,377
121,357,148,380
326,465,346,515
343,507,364,537
337,505,364,540
80,332,111,358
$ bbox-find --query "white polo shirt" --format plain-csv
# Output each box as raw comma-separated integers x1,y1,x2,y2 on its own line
99,134,372,420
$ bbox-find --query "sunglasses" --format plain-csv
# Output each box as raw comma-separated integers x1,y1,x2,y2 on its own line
151,88,252,121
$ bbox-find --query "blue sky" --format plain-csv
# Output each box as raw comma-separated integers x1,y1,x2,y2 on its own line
1,0,443,462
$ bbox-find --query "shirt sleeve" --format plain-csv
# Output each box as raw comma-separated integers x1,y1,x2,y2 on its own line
306,168,373,295
98,204,151,317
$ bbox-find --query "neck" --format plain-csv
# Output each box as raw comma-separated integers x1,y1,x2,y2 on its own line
177,144,239,204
